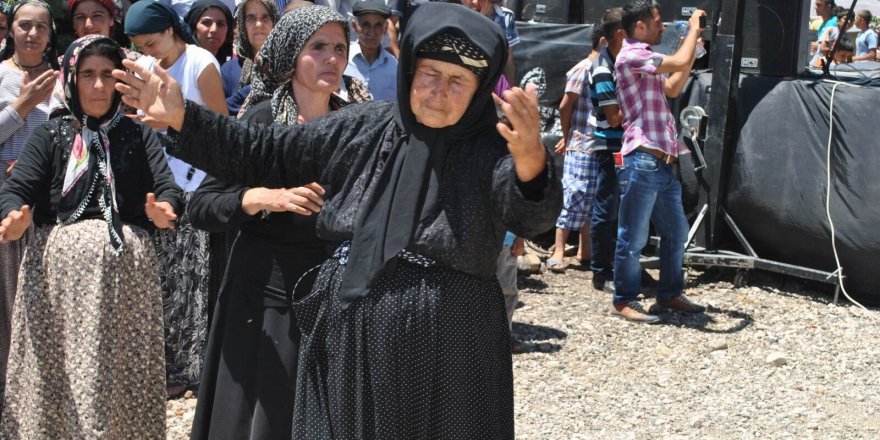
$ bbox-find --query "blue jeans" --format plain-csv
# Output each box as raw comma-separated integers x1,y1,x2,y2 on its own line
589,150,619,277
613,151,688,304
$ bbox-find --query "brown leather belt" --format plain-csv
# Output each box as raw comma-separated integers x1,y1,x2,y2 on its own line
634,146,677,164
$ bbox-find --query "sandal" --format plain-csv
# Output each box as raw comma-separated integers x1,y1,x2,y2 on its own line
546,258,567,273
511,336,527,354
166,384,188,400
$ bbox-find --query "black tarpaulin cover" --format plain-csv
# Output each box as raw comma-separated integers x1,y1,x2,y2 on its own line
513,22,878,298
682,73,880,299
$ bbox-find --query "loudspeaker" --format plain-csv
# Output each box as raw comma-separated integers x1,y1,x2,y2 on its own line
658,0,716,21
580,0,624,25
578,1,716,39
519,0,570,23
739,0,811,76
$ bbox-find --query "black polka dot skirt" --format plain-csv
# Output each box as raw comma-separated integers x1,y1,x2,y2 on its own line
291,245,514,439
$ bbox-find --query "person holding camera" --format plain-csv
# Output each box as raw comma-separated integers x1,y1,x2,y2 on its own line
610,1,707,323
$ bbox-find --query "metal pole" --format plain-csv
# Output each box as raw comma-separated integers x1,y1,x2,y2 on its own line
700,0,745,251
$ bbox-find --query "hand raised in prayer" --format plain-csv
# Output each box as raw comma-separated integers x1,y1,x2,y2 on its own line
145,193,178,229
241,183,325,217
12,70,57,118
0,205,32,244
493,83,547,182
113,59,187,132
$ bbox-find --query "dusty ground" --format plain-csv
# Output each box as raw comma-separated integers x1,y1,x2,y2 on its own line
167,263,880,439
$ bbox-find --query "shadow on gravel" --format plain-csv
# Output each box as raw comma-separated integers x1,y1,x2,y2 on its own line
517,276,550,292
511,322,566,354
653,305,753,334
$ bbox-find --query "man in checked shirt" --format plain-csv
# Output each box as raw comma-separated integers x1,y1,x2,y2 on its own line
611,1,707,323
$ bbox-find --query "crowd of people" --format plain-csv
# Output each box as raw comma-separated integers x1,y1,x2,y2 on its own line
811,0,879,66
0,0,720,438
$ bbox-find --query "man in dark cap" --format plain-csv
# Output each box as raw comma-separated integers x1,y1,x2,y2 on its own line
344,0,398,101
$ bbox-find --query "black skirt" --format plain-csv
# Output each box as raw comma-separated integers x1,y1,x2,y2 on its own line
191,233,327,440
292,245,514,440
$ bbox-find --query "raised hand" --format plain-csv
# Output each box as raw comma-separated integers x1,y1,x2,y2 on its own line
145,193,178,229
689,9,707,32
0,205,32,244
241,183,326,217
493,83,547,182
12,70,56,118
112,59,187,131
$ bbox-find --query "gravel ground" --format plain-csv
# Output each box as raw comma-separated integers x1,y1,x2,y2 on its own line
166,261,880,440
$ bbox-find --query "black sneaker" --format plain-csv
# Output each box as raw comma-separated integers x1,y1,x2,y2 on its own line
592,273,615,294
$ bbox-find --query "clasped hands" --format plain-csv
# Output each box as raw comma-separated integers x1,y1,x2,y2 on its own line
241,183,325,217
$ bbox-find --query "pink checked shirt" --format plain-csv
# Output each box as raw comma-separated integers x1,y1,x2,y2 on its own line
614,38,683,157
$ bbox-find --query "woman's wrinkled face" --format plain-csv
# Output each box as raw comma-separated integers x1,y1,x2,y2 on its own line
195,7,229,56
72,0,113,38
130,28,176,60
244,0,273,52
11,5,51,57
77,54,118,118
292,22,347,95
409,58,478,128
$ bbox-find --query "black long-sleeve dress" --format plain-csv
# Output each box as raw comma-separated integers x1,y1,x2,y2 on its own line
0,115,182,438
188,100,330,440
167,100,562,439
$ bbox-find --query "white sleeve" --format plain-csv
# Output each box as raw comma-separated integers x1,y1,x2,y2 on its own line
0,106,25,147
193,46,221,75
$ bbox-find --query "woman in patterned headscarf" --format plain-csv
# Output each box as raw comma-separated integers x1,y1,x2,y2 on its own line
187,6,369,439
0,34,181,438
219,0,278,116
116,2,561,438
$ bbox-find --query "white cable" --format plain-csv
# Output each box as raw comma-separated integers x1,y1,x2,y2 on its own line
825,80,868,311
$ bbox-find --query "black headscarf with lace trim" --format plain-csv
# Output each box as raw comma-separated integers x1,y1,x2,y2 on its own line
338,2,506,306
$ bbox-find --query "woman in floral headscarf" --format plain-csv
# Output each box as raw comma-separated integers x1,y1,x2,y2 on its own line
187,6,368,439
0,34,181,438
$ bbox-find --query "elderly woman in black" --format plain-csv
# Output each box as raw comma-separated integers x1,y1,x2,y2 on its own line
0,35,181,438
188,6,368,440
115,3,561,438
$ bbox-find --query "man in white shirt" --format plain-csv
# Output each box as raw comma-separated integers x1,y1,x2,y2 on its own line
344,1,398,101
